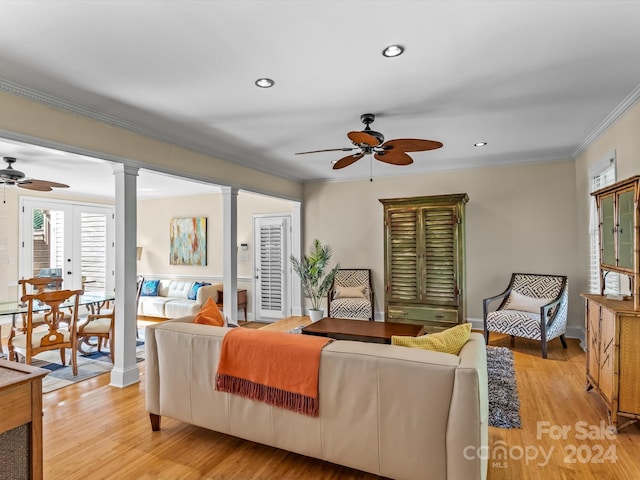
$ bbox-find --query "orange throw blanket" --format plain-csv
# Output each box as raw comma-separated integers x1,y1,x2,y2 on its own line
215,328,332,416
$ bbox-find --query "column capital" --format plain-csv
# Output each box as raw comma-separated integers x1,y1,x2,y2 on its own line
221,186,239,196
112,163,140,176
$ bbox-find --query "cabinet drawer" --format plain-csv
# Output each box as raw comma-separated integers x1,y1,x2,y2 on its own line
388,305,458,323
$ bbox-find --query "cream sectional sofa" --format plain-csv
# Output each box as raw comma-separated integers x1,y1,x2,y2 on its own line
145,316,488,480
137,280,222,319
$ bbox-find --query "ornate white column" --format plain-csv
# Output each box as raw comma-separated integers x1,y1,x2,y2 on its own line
111,163,140,387
222,187,239,325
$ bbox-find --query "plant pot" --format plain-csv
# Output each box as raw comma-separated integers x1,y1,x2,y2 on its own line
308,309,324,323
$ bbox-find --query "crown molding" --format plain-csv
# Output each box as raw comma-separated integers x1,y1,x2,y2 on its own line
573,81,640,158
0,78,302,184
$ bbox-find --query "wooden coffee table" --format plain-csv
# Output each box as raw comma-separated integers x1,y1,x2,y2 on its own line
302,317,425,344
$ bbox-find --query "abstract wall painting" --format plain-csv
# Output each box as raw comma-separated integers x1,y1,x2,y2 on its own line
169,217,207,266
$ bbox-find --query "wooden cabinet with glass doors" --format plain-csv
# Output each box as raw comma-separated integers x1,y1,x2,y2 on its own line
593,175,639,306
583,175,640,432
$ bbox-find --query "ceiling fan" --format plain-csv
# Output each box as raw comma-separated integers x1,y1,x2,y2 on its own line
0,156,69,191
295,113,443,170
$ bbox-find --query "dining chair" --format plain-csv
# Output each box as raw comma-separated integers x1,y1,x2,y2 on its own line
19,276,63,296
8,288,83,375
16,276,69,332
77,302,115,362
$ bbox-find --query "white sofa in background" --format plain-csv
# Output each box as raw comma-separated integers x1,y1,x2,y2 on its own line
145,316,489,480
137,280,222,319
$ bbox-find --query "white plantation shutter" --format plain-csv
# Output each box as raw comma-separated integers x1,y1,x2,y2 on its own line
255,216,289,319
589,158,617,294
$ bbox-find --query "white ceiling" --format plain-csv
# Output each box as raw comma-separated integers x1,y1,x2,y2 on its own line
1,1,639,198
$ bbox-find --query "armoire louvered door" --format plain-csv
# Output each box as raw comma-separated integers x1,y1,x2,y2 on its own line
381,194,468,331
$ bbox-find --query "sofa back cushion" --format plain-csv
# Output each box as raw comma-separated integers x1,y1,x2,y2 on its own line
163,281,195,299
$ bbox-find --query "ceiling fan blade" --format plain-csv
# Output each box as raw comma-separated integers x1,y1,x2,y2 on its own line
381,138,443,152
347,131,381,147
295,147,358,155
333,153,365,170
374,151,413,166
22,179,69,188
18,182,53,191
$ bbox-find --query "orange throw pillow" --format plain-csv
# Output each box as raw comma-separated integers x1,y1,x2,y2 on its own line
194,298,225,327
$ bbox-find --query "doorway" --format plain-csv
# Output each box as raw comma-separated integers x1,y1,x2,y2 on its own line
20,198,115,293
253,214,291,322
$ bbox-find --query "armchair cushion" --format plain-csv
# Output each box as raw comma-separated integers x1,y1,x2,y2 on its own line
334,286,366,299
504,291,554,314
392,323,472,355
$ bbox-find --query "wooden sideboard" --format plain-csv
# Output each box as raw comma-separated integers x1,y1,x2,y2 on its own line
582,294,640,433
0,360,49,480
217,289,248,320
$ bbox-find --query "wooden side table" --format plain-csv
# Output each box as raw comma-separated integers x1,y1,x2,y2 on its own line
0,360,49,480
217,289,248,320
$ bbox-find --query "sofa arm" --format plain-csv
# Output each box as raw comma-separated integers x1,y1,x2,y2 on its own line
197,283,223,305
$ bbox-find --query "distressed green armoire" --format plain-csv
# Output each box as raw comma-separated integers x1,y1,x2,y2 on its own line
380,194,468,331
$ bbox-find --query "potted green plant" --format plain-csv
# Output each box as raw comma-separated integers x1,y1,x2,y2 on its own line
290,239,340,322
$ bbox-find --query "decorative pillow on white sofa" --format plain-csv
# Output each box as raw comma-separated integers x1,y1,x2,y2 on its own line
505,290,554,314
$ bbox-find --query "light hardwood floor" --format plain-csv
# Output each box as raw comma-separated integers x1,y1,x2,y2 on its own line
40,332,640,479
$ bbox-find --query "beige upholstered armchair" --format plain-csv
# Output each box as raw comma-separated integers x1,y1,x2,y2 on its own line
483,273,568,358
327,269,374,321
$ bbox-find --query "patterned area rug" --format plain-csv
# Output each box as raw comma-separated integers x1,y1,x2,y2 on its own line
29,341,144,394
487,346,521,428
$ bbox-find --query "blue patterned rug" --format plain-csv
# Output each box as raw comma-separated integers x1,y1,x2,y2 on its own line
487,346,521,428
30,340,144,393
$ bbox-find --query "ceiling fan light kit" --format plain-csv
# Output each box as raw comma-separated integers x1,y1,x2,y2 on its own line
295,113,443,170
0,156,69,191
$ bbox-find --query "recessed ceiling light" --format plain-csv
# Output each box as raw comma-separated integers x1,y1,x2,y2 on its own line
255,78,275,88
382,45,405,57
474,142,487,147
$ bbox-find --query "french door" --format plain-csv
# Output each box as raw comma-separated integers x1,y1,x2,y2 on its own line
253,215,291,321
20,198,115,294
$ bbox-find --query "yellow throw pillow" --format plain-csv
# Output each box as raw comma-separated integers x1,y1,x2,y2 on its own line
194,298,225,327
392,323,472,355
334,286,366,299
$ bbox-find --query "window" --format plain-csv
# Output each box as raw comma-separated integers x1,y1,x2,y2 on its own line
588,154,618,294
